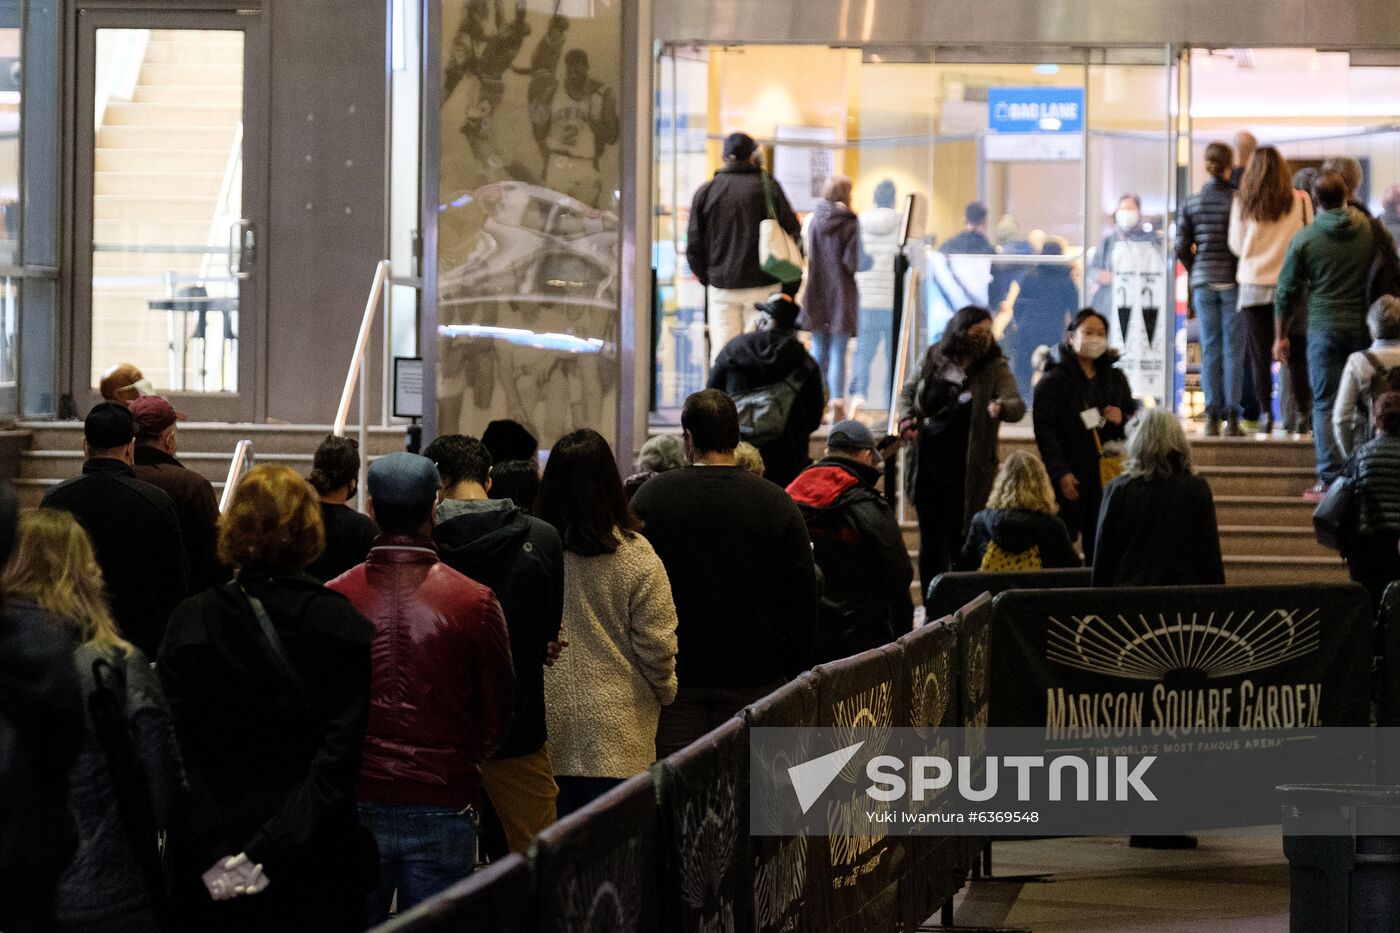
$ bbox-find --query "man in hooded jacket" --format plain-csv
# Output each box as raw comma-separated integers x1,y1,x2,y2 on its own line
426,434,564,854
708,293,826,488
787,420,913,663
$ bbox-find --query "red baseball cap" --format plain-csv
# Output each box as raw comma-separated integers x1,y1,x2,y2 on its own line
128,395,187,438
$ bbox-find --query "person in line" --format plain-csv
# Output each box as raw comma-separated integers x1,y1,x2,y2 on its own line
42,402,188,657
940,201,996,256
800,173,863,422
481,419,538,469
1092,409,1225,588
1229,146,1314,437
159,466,374,931
787,419,913,664
708,293,825,488
1282,168,1322,437
686,132,803,364
1334,296,1400,459
1088,194,1160,319
537,429,677,814
98,363,151,405
1381,184,1400,249
1032,309,1138,562
1339,392,1400,612
1009,239,1079,398
849,179,903,414
624,434,687,500
1229,130,1257,188
0,483,85,933
959,451,1080,571
488,459,541,512
1275,171,1390,498
305,435,379,583
5,510,185,933
1322,156,1370,215
734,441,766,476
329,453,513,920
897,305,1025,592
633,390,817,758
427,434,563,855
130,395,227,593
1178,141,1243,436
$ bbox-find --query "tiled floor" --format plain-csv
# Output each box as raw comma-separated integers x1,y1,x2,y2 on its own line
946,834,1290,931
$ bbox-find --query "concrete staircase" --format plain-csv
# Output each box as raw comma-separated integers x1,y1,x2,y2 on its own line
14,422,405,510
91,30,244,390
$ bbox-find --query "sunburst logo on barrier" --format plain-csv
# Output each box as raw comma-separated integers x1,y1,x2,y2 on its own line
1045,608,1322,682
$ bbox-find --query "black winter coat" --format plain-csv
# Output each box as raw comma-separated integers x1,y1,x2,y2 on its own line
686,163,802,290
158,569,373,932
55,639,185,930
1092,472,1225,587
0,602,82,899
800,200,862,335
787,457,914,664
1033,346,1138,490
958,508,1081,571
1352,432,1400,537
433,498,564,759
708,328,826,488
42,459,189,657
1177,177,1238,288
134,445,229,594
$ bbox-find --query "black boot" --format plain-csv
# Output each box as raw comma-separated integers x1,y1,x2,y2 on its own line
1258,412,1273,437
1225,413,1244,437
1204,412,1221,437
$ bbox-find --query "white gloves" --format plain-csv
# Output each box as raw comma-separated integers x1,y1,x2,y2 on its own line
202,853,271,901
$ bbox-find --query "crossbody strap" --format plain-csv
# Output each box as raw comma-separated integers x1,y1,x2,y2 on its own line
761,171,777,221
234,581,314,706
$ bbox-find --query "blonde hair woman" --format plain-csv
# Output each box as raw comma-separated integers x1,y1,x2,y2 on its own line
4,509,185,932
958,451,1080,571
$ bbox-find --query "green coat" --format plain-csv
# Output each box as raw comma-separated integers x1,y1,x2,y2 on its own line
898,349,1026,531
1274,206,1382,334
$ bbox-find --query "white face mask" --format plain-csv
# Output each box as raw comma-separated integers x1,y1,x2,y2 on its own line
1075,333,1108,359
1115,209,1140,231
127,378,155,398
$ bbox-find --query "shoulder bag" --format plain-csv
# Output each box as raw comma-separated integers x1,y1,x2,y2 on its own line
1313,463,1358,552
758,173,805,284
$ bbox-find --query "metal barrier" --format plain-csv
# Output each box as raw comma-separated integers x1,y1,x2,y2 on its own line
218,439,254,513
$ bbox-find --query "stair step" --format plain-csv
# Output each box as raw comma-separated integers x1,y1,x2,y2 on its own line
96,124,237,151
95,171,225,198
1198,466,1317,498
132,85,243,106
18,422,406,458
96,148,231,174
141,41,244,67
1219,525,1330,558
1223,554,1350,586
1214,495,1318,526
139,62,242,87
103,102,242,127
94,194,221,223
19,450,318,484
95,218,215,244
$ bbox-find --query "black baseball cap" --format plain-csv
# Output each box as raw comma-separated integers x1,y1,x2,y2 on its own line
724,132,757,162
84,402,136,450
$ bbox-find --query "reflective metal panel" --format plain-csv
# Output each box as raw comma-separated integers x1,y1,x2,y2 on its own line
655,0,1400,49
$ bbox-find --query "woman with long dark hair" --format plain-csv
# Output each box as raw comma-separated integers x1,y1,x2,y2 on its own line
536,429,678,815
1229,146,1313,436
898,305,1025,594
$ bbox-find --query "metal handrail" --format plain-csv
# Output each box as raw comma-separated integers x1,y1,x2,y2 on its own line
334,260,393,511
888,264,921,527
219,439,254,513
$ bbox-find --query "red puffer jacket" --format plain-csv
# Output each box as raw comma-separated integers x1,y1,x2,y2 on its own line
329,536,514,808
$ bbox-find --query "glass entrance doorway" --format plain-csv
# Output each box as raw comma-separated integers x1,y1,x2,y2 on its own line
72,8,266,420
652,46,1181,418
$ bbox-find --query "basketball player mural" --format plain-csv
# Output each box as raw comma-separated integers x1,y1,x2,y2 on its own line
530,48,620,208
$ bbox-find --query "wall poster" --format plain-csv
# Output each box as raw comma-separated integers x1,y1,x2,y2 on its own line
436,0,621,448
1107,238,1168,404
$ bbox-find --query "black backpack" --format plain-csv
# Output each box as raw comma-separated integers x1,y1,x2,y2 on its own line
1367,218,1400,305
1359,351,1400,443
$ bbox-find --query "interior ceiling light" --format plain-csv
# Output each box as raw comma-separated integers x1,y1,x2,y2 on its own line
1032,64,1060,75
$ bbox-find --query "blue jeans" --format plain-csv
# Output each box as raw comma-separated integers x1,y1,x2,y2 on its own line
1193,285,1244,417
1308,326,1370,483
847,308,894,407
810,331,851,402
359,803,478,924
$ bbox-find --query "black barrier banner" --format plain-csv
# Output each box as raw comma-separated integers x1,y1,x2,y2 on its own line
953,596,993,871
1381,582,1400,727
530,772,660,933
656,717,747,933
986,584,1372,829
381,851,531,933
895,620,966,929
743,673,819,933
812,645,908,933
925,567,1092,622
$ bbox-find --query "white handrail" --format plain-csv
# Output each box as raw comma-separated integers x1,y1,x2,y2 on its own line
335,260,392,511
219,439,254,513
886,264,921,438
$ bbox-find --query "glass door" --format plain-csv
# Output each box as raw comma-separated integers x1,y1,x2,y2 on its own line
72,7,266,420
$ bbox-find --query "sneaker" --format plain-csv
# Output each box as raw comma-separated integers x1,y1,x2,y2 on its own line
1240,418,1260,435
848,394,866,420
1303,481,1329,501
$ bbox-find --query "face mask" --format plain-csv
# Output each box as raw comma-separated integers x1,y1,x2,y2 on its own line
1115,209,1140,231
1075,334,1108,359
965,332,992,357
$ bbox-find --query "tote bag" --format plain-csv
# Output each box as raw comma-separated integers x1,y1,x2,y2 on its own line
758,173,804,284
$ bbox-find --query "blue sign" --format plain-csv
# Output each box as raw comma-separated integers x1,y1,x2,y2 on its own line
988,87,1085,134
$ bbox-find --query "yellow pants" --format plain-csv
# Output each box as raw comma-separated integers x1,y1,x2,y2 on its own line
479,746,559,853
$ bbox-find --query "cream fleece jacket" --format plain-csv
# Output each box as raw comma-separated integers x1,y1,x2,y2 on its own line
1228,190,1312,287
545,531,679,778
